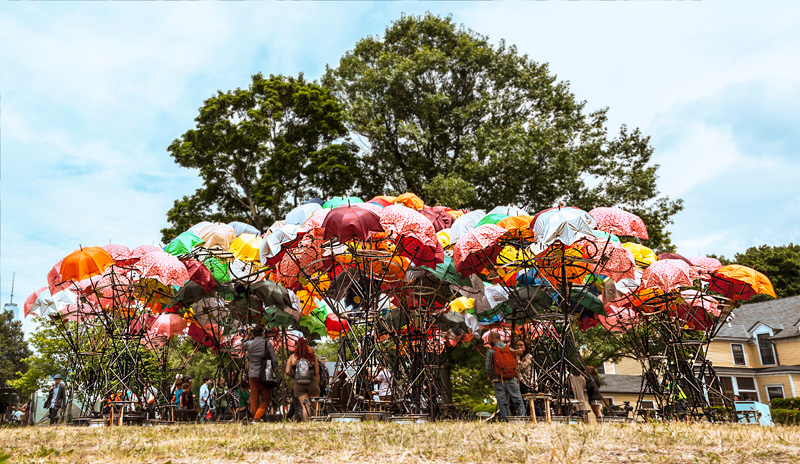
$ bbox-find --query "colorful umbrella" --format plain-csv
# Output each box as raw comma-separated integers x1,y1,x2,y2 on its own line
379,204,443,267
449,210,487,244
588,207,648,239
259,223,305,266
323,196,364,209
392,192,425,210
622,242,657,268
135,250,190,286
476,213,510,227
420,206,455,232
709,265,776,301
183,259,216,292
149,312,188,337
689,256,723,272
229,233,263,263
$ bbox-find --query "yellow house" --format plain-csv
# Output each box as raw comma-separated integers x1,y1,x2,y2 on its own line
600,295,800,408
706,295,800,403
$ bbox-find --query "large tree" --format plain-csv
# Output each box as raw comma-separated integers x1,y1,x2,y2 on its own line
0,310,31,401
162,73,359,242
325,13,682,251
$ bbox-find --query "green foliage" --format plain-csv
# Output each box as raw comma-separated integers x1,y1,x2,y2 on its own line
162,73,359,242
574,325,628,368
325,13,682,252
770,408,800,426
310,337,339,361
0,309,32,401
449,343,494,412
770,397,800,410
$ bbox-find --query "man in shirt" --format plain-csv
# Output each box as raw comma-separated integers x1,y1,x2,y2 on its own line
374,366,392,401
484,333,525,420
45,374,66,425
198,377,213,422
242,325,278,423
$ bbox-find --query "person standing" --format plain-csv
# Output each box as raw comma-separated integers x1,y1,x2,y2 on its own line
285,337,320,420
485,333,525,420
586,366,604,420
318,357,330,397
45,374,66,425
243,326,278,423
374,365,392,401
198,377,212,422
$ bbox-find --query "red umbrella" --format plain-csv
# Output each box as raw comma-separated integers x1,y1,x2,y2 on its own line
183,259,216,292
150,312,187,337
379,205,444,267
689,256,723,273
641,259,699,292
325,312,350,338
188,323,222,348
588,207,648,240
135,251,190,286
453,224,507,277
420,206,455,232
322,206,383,243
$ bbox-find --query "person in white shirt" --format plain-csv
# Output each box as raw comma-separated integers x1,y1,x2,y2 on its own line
374,366,392,401
198,378,213,422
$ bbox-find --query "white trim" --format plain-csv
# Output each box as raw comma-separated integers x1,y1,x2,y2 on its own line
730,343,747,366
789,375,797,397
764,384,785,401
732,376,761,402
753,326,777,366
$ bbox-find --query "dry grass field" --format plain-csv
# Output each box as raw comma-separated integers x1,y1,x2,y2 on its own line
2,421,799,464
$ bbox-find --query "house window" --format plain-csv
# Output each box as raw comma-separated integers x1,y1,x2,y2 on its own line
719,376,735,399
731,344,746,365
596,364,605,375
766,386,785,401
735,377,759,401
756,333,777,365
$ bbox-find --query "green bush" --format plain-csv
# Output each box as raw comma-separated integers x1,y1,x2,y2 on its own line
770,397,800,410
771,408,800,425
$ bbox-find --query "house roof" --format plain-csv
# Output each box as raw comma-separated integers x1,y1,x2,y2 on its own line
715,295,800,341
599,374,643,394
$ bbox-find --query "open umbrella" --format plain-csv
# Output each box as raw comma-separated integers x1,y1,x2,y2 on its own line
259,223,305,266
392,192,425,210
135,250,190,286
163,231,204,256
59,247,114,283
641,259,699,292
449,210,487,244
533,206,596,247
286,203,322,226
149,312,187,337
323,196,364,209
379,204,443,267
228,221,260,236
251,280,293,312
322,206,383,243
101,244,132,261
197,222,237,250
420,206,455,232
183,259,215,292
488,205,529,217
453,224,507,277
588,207,648,239
476,213,510,227
230,233,263,263
622,242,657,268
709,265,776,301
689,256,723,273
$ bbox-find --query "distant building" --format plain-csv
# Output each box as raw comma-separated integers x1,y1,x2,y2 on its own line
3,302,20,322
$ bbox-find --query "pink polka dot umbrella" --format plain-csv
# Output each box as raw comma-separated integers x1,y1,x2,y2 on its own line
588,207,649,239
688,256,723,273
453,224,507,277
641,259,700,293
149,312,188,338
379,204,444,267
134,250,190,286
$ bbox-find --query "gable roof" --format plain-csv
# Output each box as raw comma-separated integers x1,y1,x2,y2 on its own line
716,295,800,340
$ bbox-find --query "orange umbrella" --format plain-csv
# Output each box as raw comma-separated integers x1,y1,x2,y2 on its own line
393,192,425,210
59,247,114,282
710,265,776,300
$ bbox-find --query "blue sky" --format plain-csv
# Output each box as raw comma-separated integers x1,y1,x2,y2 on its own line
2,2,799,333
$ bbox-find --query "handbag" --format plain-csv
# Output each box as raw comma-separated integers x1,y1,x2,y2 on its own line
259,339,278,387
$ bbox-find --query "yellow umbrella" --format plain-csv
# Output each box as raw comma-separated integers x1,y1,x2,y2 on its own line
229,233,263,263
393,192,425,210
622,242,657,268
449,297,474,313
437,229,451,249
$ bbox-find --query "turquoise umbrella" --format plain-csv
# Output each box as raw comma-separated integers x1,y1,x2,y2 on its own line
476,213,510,227
422,256,470,287
323,196,364,209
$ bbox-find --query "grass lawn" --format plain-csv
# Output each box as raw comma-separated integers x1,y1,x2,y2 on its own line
2,421,799,463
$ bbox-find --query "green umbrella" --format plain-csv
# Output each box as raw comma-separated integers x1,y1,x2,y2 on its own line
263,306,295,328
202,257,230,283
164,231,205,256
251,280,293,312
422,256,470,287
323,196,364,209
299,313,327,339
476,213,510,227
569,288,606,316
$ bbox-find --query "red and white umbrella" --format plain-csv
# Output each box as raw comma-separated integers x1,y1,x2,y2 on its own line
453,224,507,277
583,239,636,282
135,250,190,286
379,204,444,267
589,207,648,239
149,312,188,337
688,256,723,273
641,259,700,292
24,287,49,318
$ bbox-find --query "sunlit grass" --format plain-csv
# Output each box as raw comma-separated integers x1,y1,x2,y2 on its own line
2,421,799,463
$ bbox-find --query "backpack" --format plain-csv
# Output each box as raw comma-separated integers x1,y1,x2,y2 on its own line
492,345,518,380
294,357,315,385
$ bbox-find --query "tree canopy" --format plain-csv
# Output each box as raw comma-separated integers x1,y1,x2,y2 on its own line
324,13,681,251
0,310,30,402
162,73,359,242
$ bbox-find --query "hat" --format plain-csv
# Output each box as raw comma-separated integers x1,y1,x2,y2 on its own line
53,374,62,380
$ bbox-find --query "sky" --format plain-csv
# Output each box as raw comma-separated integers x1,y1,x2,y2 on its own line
2,1,799,334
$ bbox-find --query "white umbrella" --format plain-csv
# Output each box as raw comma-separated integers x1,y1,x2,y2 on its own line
285,203,322,226
533,207,596,247
449,210,486,244
488,205,529,217
259,224,305,265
